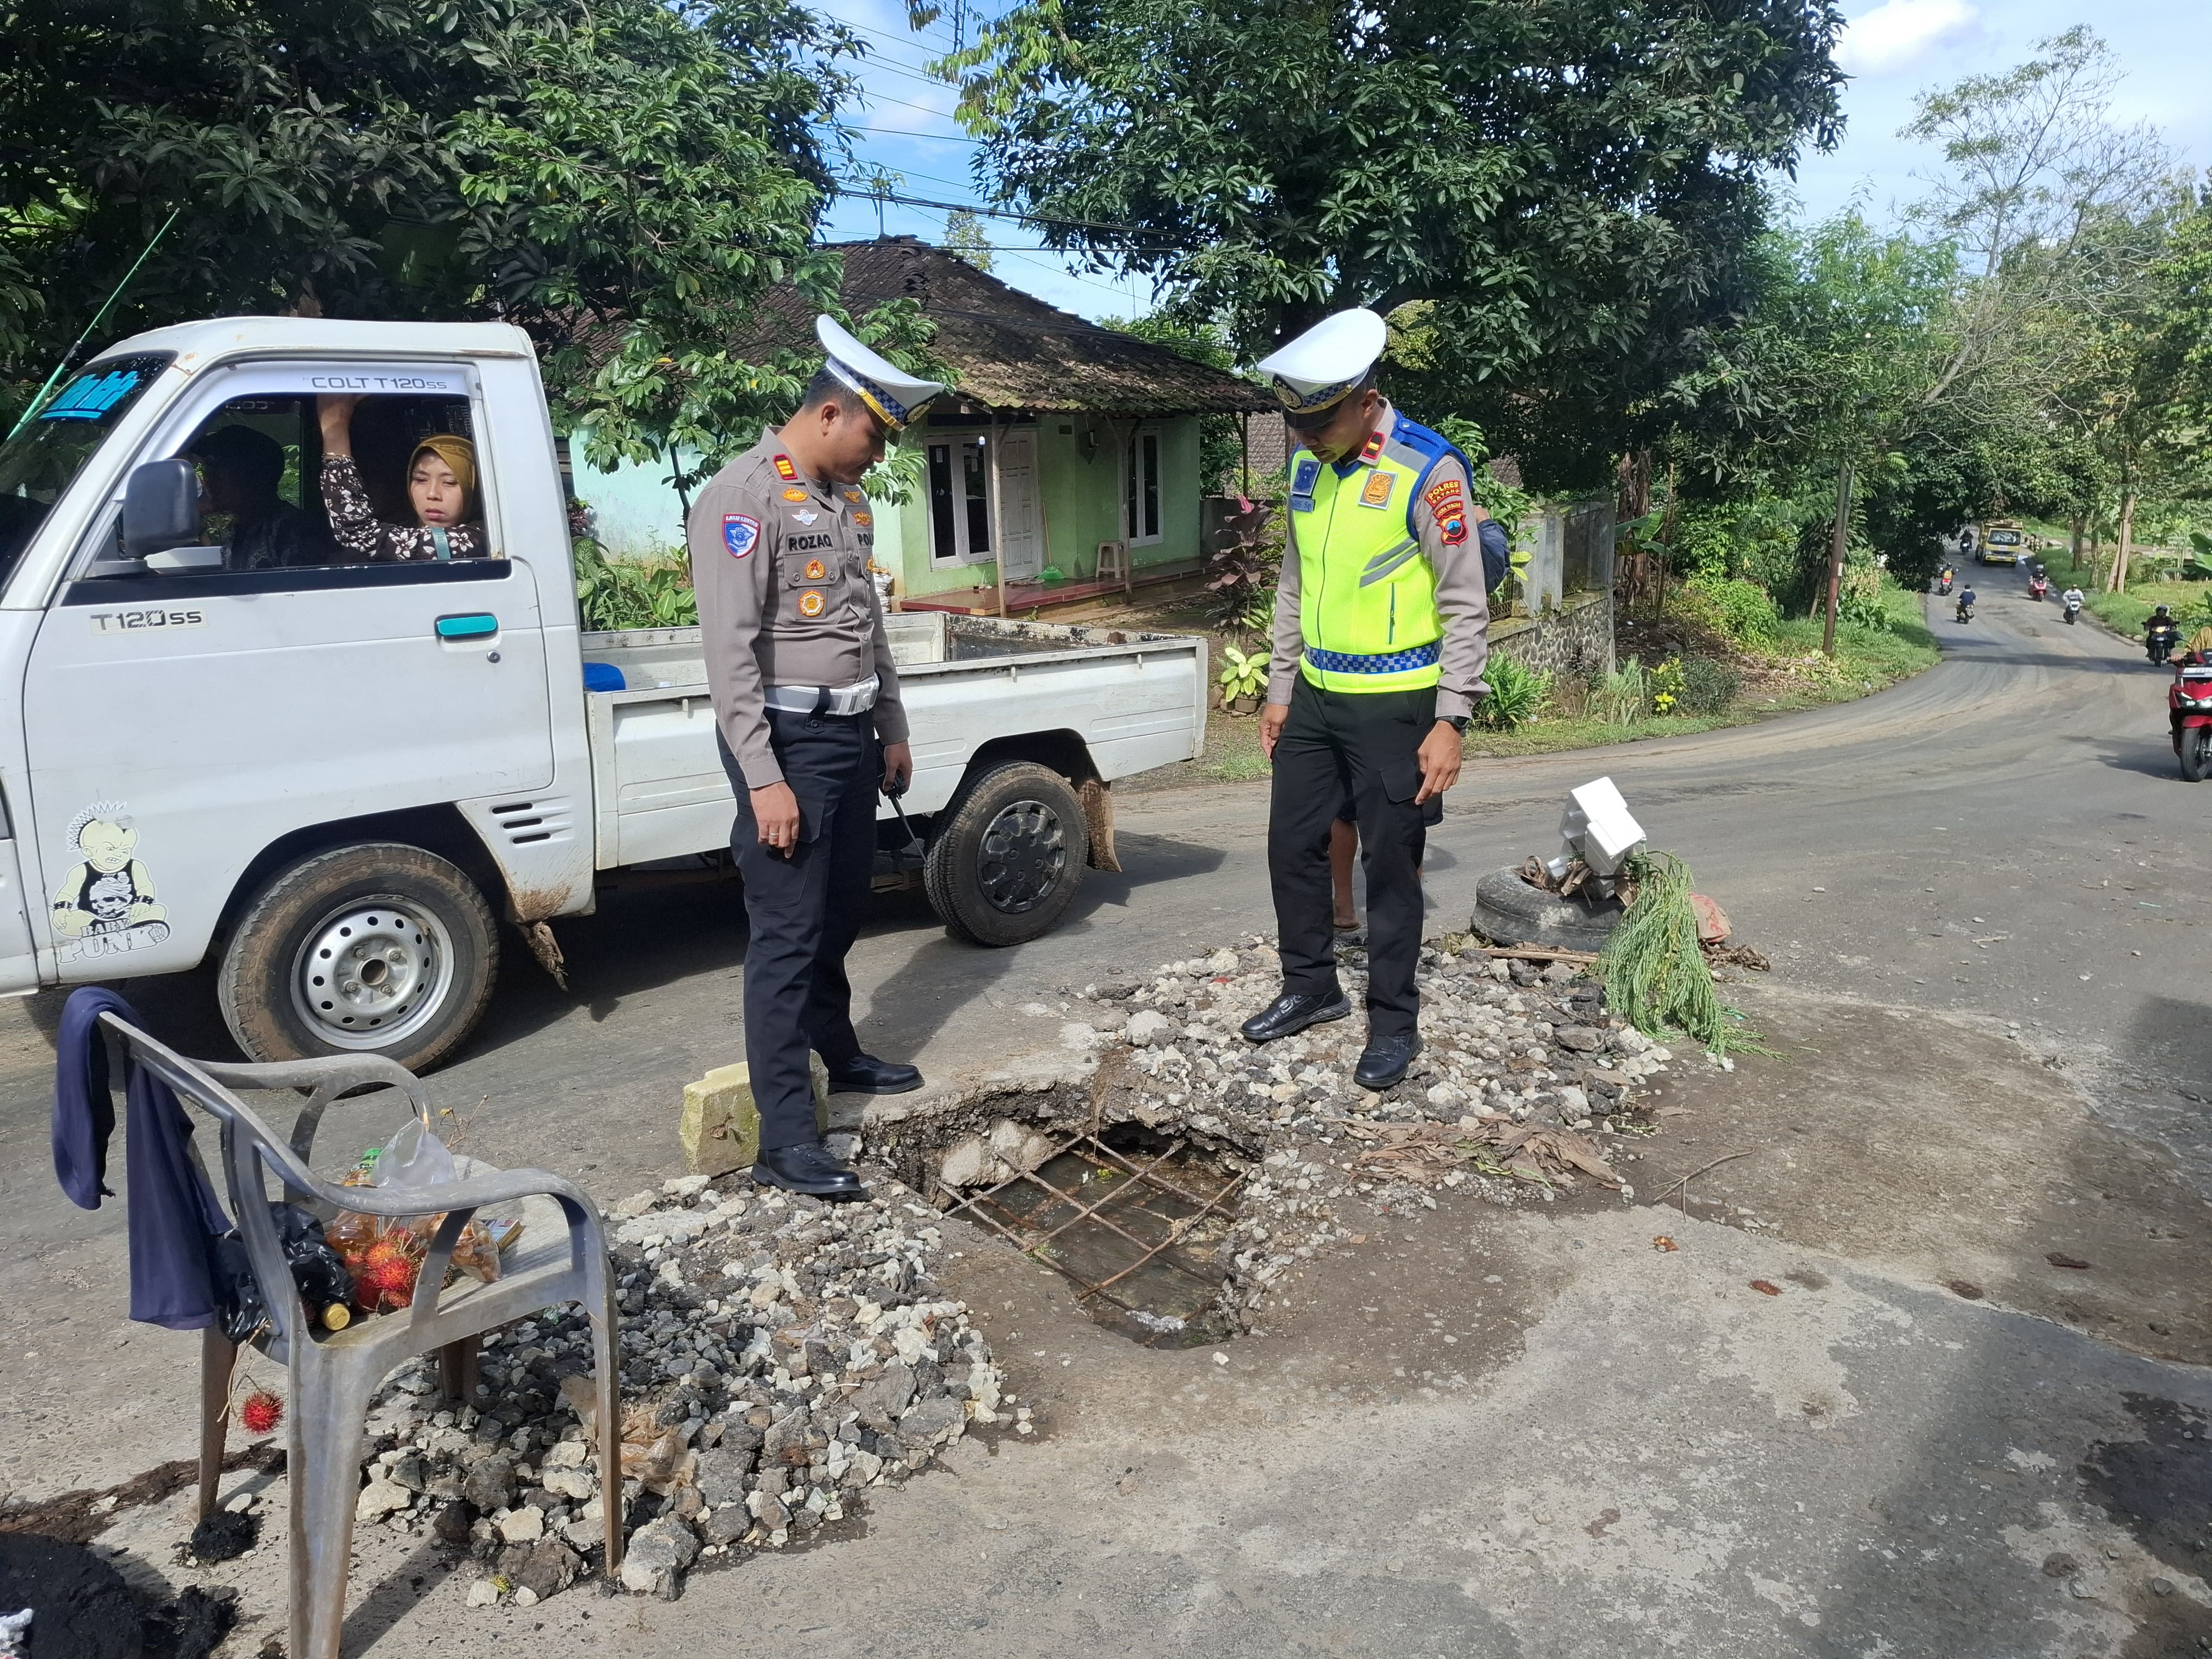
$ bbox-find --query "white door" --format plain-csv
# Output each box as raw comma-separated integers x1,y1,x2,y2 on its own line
19,361,556,982
995,429,1043,581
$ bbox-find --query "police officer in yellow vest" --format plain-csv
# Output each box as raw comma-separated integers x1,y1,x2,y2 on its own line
1239,308,1493,1090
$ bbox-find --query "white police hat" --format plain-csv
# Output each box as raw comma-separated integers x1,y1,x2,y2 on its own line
815,315,944,432
1254,308,1388,416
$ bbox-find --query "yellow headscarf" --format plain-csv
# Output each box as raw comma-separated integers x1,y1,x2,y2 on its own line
407,434,478,524
2188,626,2212,657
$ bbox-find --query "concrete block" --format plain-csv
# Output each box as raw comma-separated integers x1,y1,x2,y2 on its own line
681,1054,829,1175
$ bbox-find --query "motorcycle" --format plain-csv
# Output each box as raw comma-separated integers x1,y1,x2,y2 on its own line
2028,574,2050,602
2172,662,2212,781
1937,571,1954,596
2146,618,2179,665
1955,598,1974,624
2062,596,2082,625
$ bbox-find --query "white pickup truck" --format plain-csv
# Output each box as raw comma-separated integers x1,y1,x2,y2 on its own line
0,317,1206,1069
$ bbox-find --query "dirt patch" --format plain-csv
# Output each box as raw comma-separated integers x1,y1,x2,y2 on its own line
1617,983,2211,1364
0,1448,284,1547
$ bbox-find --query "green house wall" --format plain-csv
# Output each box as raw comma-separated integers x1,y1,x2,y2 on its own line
895,414,1205,601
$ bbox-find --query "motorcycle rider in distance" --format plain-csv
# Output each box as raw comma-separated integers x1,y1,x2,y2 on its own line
1956,583,1976,623
1937,565,1956,595
2146,604,2180,665
2061,583,2085,623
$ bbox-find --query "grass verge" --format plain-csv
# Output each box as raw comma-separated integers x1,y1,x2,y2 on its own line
1188,586,1940,781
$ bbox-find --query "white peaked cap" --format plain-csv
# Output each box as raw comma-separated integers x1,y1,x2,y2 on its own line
1253,308,1388,415
815,315,944,431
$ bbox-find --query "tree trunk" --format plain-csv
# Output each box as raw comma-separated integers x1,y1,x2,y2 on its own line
1651,463,1677,620
2109,491,2136,594
2069,516,2084,572
1821,461,1854,658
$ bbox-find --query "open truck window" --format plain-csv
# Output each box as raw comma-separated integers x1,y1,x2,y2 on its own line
0,353,172,584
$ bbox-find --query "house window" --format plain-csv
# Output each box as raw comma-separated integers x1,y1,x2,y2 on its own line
1124,427,1162,546
927,434,993,564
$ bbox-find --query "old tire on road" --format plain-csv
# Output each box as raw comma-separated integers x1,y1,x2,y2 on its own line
218,842,499,1072
923,762,1088,947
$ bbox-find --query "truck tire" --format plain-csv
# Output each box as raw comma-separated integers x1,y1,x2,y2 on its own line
923,762,1088,947
217,843,499,1072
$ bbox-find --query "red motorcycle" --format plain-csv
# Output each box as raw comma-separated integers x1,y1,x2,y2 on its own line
2027,573,2049,601
2173,662,2212,781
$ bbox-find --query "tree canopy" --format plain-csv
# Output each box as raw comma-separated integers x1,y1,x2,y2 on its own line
934,0,1845,490
1,0,901,472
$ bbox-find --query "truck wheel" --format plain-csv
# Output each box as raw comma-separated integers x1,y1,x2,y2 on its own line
218,843,498,1072
923,763,1088,947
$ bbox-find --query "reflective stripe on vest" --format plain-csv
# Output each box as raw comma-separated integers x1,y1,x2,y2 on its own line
1290,423,1443,694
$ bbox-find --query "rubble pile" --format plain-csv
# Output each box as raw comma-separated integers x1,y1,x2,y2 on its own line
1039,937,1678,1330
351,1175,1007,1606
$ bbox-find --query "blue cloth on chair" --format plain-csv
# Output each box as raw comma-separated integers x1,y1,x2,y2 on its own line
52,987,234,1330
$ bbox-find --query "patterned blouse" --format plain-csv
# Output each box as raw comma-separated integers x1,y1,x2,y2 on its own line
321,455,489,563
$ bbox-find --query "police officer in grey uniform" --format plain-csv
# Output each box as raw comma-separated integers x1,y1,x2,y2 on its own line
687,317,946,1198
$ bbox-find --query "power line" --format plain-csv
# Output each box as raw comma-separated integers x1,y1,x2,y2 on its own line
832,184,1197,246
841,124,985,144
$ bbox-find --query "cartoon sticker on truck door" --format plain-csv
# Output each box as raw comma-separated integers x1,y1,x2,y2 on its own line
50,803,170,961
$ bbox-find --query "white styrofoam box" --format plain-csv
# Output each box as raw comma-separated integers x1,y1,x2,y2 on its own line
1559,776,1645,874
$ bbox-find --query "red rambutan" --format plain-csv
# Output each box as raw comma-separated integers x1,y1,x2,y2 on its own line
240,1388,284,1436
356,1232,424,1311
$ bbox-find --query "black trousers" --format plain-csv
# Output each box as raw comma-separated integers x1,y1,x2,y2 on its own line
1268,678,1436,1040
718,712,879,1153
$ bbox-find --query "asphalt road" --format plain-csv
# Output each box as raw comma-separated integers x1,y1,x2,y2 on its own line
1,569,2206,1656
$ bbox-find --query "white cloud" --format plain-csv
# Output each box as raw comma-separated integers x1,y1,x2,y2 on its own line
1835,0,1979,75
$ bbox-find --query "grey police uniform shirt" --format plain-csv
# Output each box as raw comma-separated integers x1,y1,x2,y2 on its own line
1265,400,1492,721
686,432,910,789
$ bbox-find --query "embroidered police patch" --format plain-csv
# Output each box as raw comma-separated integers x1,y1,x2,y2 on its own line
722,514,761,558
1360,471,1396,509
853,512,873,528
803,558,826,581
773,455,799,481
782,487,808,503
843,487,863,503
1441,514,1468,546
1423,477,1464,515
798,590,825,618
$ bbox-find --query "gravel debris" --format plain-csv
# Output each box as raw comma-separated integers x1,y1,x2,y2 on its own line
1050,935,1678,1332
352,1176,1004,1606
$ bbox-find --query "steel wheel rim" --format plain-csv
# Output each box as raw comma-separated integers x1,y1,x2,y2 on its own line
290,896,455,1049
976,798,1068,914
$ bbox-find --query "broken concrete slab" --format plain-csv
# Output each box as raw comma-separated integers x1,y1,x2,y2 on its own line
680,1053,829,1175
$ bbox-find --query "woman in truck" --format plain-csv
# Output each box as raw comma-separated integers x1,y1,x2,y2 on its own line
316,393,488,562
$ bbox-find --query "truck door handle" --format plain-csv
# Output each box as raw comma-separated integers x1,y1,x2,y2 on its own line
435,613,498,640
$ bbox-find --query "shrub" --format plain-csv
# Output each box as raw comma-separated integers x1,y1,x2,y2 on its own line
1685,575,1780,645
1676,655,1741,715
1649,657,1686,715
575,539,698,632
1593,663,1650,726
1217,644,1269,706
1477,653,1550,730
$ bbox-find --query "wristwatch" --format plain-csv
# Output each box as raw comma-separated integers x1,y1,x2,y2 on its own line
1441,714,1470,734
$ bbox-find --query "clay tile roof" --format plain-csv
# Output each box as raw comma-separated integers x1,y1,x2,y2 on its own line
770,237,1276,417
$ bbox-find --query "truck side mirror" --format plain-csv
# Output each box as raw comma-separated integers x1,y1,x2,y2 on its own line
121,458,202,560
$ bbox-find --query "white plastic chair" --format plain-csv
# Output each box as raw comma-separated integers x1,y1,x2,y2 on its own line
97,1014,623,1659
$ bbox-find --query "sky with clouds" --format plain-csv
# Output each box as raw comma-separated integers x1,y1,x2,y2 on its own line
814,0,2212,325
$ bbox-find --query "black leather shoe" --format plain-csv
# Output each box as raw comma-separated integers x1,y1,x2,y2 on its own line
1354,1032,1422,1091
753,1141,867,1199
824,1053,923,1094
1240,990,1353,1044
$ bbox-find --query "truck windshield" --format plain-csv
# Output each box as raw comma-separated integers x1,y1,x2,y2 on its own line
0,353,173,586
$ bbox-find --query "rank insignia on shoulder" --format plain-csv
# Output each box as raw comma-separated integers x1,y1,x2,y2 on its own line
1360,429,1385,462
722,514,761,558
843,487,863,503
853,512,872,528
803,558,826,581
1441,514,1468,546
798,590,825,618
782,487,809,503
1360,471,1395,508
773,455,799,481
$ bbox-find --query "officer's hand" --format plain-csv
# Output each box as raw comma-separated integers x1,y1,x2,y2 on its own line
751,782,801,859
1258,702,1290,759
1414,721,1463,803
882,741,913,794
